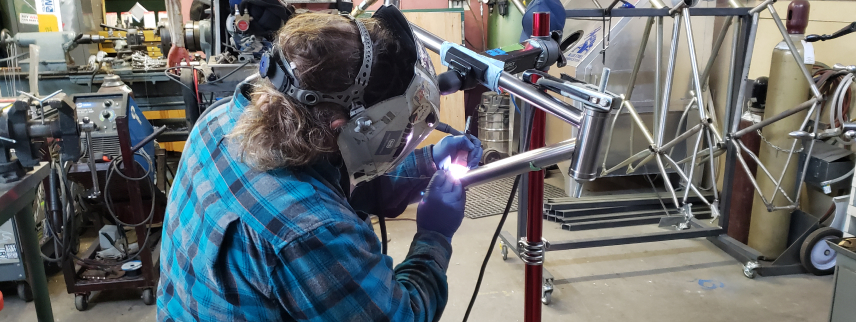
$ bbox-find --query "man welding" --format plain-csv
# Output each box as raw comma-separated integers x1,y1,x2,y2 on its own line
157,5,482,321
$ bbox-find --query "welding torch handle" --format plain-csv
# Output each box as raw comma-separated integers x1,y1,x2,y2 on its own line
131,126,167,153
435,122,464,136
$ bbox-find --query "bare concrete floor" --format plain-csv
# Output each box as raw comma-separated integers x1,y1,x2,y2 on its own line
0,200,833,322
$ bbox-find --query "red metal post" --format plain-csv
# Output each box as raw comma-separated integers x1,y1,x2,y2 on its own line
525,12,550,322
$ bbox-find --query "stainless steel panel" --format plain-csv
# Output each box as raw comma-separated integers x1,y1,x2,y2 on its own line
561,0,716,176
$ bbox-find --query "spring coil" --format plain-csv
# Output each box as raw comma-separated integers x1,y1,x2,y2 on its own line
518,238,548,265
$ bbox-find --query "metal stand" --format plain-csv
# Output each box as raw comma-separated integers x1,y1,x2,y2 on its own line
59,117,162,311
0,163,54,321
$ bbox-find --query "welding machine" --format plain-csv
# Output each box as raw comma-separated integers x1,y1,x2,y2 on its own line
72,92,155,181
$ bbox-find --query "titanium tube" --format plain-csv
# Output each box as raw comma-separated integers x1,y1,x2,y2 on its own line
654,17,663,134
498,75,583,127
657,14,682,145
411,24,443,53
510,0,526,14
701,16,734,89
461,140,577,188
410,23,585,127
732,98,817,138
680,8,708,203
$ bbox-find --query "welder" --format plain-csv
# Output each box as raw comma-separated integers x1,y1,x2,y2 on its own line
157,5,482,321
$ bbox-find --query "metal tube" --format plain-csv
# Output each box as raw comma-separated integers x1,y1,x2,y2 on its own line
722,17,741,136
625,101,655,144
600,101,627,172
655,17,664,137
767,138,799,205
749,0,774,15
627,17,655,101
669,97,698,156
602,149,651,176
628,153,656,174
736,139,795,204
498,74,583,126
681,122,705,203
819,167,855,187
84,130,100,198
570,109,608,181
655,154,681,208
461,140,577,188
410,23,584,127
701,16,734,89
15,203,54,322
683,8,708,120
662,154,713,206
411,24,443,53
352,0,380,17
733,98,817,138
598,68,611,93
705,129,720,201
510,0,526,14
792,103,822,205
731,139,771,206
730,14,759,135
657,14,682,146
650,0,667,9
660,123,703,152
668,1,688,16
767,4,823,100
674,146,722,166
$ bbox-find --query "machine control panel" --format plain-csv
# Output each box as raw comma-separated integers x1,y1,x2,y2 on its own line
73,93,128,138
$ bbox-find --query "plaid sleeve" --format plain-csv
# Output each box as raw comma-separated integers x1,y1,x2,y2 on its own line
271,218,451,322
349,146,437,218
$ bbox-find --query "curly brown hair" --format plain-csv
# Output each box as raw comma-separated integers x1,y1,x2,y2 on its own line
229,13,411,171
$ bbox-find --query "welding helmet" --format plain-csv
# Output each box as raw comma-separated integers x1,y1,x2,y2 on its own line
258,5,439,185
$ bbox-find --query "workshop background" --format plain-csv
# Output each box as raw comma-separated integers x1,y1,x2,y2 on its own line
1,0,855,321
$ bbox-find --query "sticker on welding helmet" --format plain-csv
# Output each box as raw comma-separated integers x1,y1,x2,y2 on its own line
4,244,16,259
375,130,403,155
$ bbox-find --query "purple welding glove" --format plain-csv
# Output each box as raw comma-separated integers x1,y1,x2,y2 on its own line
432,135,483,169
416,171,466,242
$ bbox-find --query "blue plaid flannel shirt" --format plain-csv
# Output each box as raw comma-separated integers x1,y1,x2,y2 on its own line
157,84,452,321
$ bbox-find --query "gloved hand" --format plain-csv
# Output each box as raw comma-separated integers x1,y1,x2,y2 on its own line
416,171,466,242
432,135,483,169
238,0,295,39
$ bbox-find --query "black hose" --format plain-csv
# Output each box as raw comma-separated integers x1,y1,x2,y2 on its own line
89,61,103,92
379,216,388,255
462,175,520,322
207,60,252,84
463,99,535,322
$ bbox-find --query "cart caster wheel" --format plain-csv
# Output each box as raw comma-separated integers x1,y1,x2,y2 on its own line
743,260,759,279
75,294,89,311
541,282,554,305
541,290,552,305
17,282,32,302
501,243,508,261
142,288,155,305
800,226,843,276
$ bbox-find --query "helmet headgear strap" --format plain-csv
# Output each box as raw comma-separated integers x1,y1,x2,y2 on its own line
259,17,373,112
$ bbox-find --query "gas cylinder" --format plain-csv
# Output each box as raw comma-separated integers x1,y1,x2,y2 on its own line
747,0,812,259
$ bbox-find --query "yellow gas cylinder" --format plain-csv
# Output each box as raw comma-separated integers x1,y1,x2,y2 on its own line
748,0,813,259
